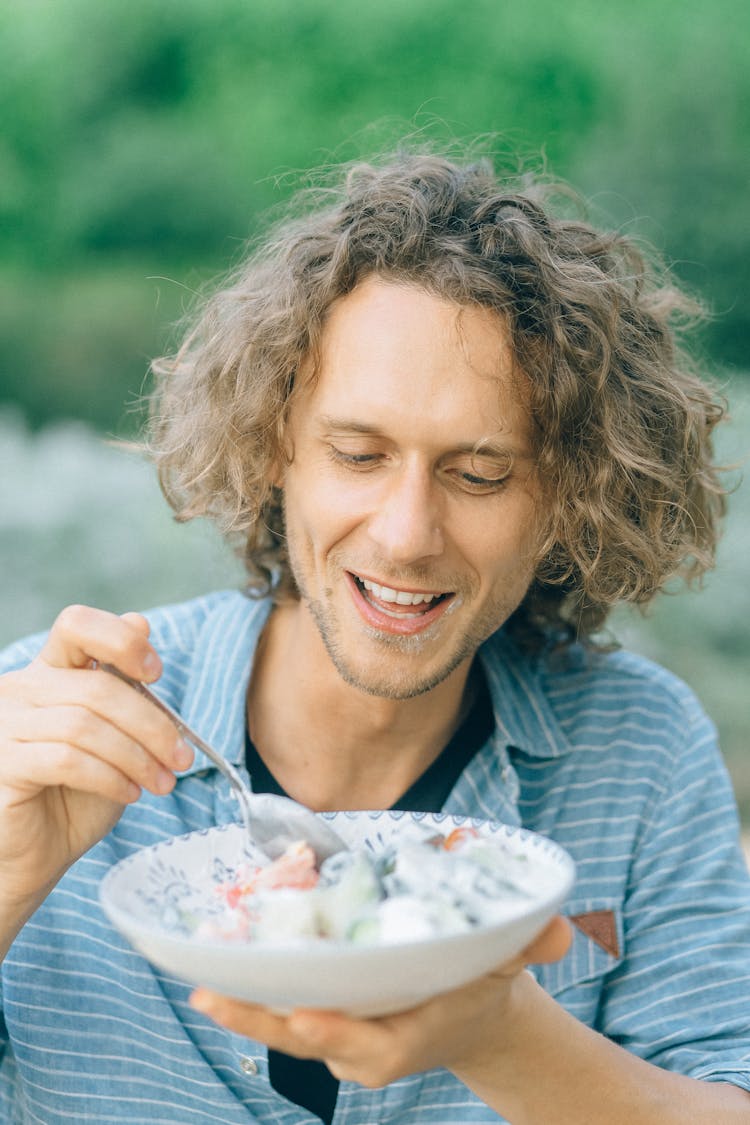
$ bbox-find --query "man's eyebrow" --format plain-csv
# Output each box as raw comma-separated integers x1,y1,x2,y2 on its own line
319,417,534,460
319,417,381,436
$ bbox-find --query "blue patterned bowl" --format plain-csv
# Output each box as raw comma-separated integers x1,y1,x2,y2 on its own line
100,810,575,1017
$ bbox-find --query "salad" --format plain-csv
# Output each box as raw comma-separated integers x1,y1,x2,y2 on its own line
195,821,538,946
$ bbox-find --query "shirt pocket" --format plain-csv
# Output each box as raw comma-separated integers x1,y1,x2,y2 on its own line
531,896,624,1006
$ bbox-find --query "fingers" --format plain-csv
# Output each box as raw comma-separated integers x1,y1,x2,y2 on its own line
0,605,194,804
187,917,576,1090
9,703,183,798
523,915,573,965
0,738,143,807
189,991,392,1084
40,605,161,681
186,928,574,1091
0,604,193,901
9,666,192,780
189,992,331,1060
289,1010,400,1085
189,989,440,1089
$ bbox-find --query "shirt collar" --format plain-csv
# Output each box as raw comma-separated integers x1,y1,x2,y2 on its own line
478,629,572,759
179,592,272,774
176,591,571,776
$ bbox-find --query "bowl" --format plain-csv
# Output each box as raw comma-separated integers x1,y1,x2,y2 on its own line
99,810,575,1017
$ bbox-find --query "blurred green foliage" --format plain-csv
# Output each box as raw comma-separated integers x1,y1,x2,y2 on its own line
0,0,748,432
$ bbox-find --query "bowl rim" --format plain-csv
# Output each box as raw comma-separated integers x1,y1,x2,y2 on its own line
99,811,576,957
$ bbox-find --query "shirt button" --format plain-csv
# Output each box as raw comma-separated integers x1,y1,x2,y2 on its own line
239,1055,259,1076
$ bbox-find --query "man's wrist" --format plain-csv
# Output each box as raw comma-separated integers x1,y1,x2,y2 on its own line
0,876,58,962
446,967,540,1090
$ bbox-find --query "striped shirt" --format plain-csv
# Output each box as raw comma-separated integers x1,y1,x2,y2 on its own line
1,588,749,1123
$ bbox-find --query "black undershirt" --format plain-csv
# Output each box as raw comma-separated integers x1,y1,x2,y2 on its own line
244,672,494,1125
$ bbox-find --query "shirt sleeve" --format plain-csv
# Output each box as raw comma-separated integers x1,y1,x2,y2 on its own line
0,1001,24,1122
0,632,47,675
0,635,43,1078
600,691,750,1091
0,975,5,1063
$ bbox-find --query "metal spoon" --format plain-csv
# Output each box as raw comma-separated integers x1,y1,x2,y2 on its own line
98,663,347,864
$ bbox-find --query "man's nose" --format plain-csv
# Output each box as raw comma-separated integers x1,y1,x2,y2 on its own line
366,463,444,563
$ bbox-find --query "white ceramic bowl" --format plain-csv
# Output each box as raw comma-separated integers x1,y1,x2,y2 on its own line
100,810,575,1017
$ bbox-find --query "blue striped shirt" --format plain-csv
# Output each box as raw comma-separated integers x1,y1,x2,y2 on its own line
1,589,749,1123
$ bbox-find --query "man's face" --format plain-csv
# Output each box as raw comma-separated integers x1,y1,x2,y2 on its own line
279,276,543,700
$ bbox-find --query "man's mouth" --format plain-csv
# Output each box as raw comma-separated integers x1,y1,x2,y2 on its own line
347,572,454,633
359,576,449,609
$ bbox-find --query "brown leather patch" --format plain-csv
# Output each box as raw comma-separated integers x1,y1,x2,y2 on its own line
569,909,620,958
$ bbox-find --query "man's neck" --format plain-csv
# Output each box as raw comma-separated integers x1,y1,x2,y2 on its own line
246,602,477,812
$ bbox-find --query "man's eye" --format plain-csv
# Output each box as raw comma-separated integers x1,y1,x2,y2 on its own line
456,470,509,492
328,447,380,468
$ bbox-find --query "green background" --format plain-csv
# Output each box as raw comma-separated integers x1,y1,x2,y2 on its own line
0,0,748,822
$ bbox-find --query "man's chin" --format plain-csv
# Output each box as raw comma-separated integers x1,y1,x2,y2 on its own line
305,595,474,699
334,668,437,701
325,643,472,701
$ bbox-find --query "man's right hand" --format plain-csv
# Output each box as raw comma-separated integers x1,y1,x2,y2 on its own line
0,605,193,951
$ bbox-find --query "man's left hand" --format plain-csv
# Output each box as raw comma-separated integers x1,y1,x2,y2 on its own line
189,915,571,1087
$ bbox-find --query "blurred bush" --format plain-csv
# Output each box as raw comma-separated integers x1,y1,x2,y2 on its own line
0,410,243,640
0,0,748,431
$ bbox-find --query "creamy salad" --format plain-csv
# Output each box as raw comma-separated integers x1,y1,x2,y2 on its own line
195,822,538,945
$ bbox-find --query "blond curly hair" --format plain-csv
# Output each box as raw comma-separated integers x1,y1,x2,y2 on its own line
147,150,726,648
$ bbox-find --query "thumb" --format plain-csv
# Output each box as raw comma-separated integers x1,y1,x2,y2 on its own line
523,915,572,966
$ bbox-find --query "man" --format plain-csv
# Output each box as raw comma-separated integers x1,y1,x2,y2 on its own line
1,151,749,1123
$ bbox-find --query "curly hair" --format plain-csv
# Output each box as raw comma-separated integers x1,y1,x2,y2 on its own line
147,149,726,649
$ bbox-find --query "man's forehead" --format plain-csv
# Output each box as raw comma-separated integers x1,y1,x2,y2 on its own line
292,277,533,443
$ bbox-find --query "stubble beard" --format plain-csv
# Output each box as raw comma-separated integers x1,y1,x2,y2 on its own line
283,511,533,699
303,579,525,701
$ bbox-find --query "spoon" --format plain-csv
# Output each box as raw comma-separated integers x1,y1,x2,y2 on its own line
97,663,348,864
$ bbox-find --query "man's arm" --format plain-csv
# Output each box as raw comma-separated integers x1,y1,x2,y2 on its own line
455,968,750,1123
189,927,750,1123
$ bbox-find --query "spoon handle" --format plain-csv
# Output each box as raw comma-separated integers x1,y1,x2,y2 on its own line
97,663,347,863
97,663,253,829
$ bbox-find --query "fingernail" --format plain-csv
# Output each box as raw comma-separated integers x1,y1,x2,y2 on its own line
174,738,194,769
155,767,175,794
142,651,161,678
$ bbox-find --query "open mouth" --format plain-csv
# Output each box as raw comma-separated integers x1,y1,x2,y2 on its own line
350,573,453,619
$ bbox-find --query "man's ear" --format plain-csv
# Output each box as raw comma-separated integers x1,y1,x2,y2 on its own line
269,436,294,488
267,421,291,488
270,406,297,488
269,456,285,489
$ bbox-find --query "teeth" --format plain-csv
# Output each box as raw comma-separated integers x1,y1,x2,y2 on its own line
361,578,437,606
